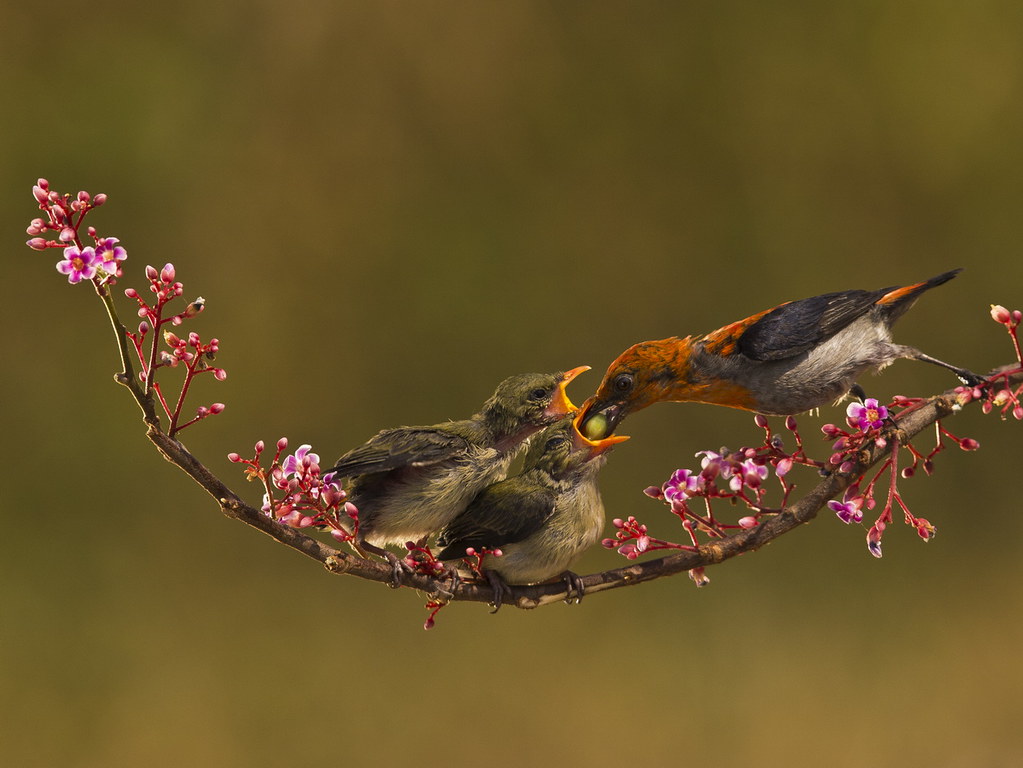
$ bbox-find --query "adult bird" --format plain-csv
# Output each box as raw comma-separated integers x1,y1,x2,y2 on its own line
328,367,590,583
436,411,629,611
579,269,980,439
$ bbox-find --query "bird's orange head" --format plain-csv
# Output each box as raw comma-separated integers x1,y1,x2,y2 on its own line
577,337,696,439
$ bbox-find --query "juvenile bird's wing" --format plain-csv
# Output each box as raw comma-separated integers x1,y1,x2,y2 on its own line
328,426,473,478
435,478,556,560
737,287,892,362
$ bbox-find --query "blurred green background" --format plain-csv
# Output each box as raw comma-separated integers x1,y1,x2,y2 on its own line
3,2,1023,766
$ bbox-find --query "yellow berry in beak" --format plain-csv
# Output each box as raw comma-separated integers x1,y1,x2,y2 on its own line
582,413,610,441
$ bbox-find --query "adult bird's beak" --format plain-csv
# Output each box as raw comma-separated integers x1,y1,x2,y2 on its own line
577,396,626,442
546,365,591,418
572,408,630,455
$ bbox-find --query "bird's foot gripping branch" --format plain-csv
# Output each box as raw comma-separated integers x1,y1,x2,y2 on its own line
29,177,1023,629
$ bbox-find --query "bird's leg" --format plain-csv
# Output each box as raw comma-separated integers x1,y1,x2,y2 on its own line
898,345,985,387
356,535,412,588
485,570,513,614
562,570,586,604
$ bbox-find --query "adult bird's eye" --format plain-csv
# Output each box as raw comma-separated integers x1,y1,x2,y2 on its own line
613,373,634,393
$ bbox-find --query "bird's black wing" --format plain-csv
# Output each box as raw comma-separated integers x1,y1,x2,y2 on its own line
435,478,556,560
328,425,473,479
737,287,892,362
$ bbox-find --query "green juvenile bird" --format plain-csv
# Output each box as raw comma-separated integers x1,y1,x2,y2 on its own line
436,411,629,611
328,367,590,584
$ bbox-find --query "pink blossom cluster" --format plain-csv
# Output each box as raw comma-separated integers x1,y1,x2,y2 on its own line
124,263,225,436
229,438,358,542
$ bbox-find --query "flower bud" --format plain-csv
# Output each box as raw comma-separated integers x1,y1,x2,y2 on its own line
59,227,75,242
688,567,710,587
93,193,107,206
991,304,1012,324
32,185,49,204
146,265,159,281
184,296,205,317
160,263,176,283
866,525,884,558
26,237,49,250
754,414,768,429
210,403,225,414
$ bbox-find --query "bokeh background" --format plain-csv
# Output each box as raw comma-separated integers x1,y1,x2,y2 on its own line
3,3,1023,766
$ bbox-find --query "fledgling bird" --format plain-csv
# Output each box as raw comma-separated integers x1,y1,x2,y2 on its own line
580,269,980,438
328,367,590,583
436,411,629,611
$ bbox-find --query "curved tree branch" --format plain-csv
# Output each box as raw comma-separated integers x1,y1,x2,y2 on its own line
124,360,1022,611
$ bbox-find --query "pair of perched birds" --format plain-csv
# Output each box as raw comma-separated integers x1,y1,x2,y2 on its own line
328,269,978,606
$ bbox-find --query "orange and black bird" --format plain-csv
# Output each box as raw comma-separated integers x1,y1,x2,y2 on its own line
328,367,589,583
579,269,980,438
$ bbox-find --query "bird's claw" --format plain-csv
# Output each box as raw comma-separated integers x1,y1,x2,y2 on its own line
486,570,512,614
956,368,986,388
432,566,462,600
562,570,585,604
383,551,414,589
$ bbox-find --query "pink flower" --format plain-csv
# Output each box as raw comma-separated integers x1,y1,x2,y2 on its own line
828,499,863,524
282,444,320,478
95,237,127,274
729,458,769,491
55,245,98,284
846,398,888,431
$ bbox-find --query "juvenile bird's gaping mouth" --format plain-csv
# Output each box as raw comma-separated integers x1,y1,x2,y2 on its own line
546,365,591,418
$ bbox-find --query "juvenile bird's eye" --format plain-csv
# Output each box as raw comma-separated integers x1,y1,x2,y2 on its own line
613,373,634,393
544,436,568,452
530,387,550,401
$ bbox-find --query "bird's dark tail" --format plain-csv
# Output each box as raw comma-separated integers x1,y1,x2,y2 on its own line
875,268,963,320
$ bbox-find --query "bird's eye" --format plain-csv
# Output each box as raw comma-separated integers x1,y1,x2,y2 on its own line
544,436,568,452
613,373,634,393
530,387,550,401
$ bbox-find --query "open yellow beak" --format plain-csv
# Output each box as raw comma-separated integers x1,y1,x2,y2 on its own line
546,365,591,418
571,408,630,455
